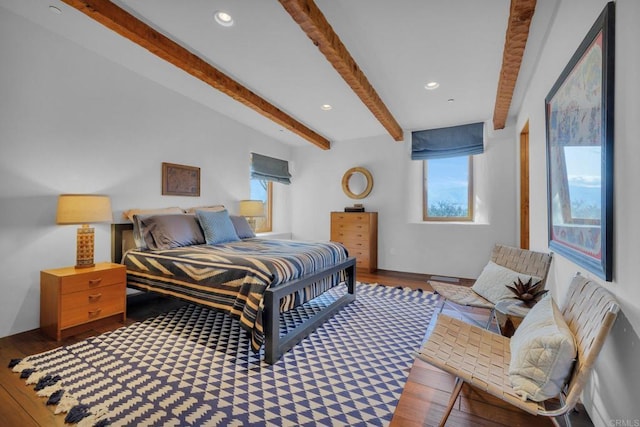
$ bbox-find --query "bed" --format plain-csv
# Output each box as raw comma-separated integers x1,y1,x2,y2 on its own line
111,211,356,364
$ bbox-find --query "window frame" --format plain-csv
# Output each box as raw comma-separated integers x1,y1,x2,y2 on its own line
422,156,474,222
253,180,273,233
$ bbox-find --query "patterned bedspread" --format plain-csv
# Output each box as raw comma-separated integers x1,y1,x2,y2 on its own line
123,238,348,351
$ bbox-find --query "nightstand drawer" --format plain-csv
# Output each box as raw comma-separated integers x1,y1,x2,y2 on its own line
60,268,125,294
60,284,125,328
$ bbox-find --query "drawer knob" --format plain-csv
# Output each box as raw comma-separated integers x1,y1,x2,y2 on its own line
88,293,102,301
88,278,103,286
88,308,102,317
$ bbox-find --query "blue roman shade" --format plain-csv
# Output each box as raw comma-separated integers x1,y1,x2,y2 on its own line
250,153,292,184
411,122,485,160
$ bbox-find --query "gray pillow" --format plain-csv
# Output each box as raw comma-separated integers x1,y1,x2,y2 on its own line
230,215,256,239
138,214,205,250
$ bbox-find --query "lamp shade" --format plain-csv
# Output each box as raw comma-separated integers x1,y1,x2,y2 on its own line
238,200,264,217
56,194,113,224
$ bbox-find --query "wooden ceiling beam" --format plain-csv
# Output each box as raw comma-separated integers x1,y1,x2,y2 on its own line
61,0,331,150
493,0,537,130
279,0,404,141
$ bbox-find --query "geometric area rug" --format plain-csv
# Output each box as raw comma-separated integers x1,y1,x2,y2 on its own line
9,283,439,426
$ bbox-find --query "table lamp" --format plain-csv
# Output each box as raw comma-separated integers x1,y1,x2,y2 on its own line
56,194,113,268
238,200,264,232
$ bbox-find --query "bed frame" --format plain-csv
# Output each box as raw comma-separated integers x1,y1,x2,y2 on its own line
111,223,356,364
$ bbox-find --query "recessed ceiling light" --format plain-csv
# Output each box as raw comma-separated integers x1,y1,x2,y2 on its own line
424,81,440,90
447,98,455,103
320,104,333,111
214,10,234,27
49,5,62,14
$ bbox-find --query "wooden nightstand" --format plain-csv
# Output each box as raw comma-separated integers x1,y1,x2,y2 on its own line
40,262,127,341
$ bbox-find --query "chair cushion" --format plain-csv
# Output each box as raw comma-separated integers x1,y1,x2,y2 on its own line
471,261,541,304
509,295,577,402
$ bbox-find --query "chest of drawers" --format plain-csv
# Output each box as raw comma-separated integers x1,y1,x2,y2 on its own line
330,212,378,272
40,262,126,340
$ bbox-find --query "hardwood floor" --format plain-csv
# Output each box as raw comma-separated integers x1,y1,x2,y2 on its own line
0,270,593,427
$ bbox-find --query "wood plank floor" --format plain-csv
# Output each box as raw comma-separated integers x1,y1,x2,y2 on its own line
0,270,593,427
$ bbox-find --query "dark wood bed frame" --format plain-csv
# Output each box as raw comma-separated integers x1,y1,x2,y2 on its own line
111,223,356,364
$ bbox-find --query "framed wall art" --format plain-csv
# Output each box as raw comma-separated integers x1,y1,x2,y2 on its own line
162,162,200,197
545,2,614,281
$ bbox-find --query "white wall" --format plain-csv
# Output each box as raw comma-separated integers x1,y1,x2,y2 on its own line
517,0,640,423
291,127,519,280
0,7,292,337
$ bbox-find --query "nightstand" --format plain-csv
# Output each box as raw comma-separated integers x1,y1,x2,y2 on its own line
40,262,126,340
494,299,532,338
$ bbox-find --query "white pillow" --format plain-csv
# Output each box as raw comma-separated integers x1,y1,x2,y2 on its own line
471,261,541,303
509,295,577,402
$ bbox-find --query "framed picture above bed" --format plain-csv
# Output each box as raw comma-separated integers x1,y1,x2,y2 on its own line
545,2,614,281
162,162,200,197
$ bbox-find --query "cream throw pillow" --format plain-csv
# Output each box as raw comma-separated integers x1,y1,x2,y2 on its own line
471,261,541,303
509,295,577,402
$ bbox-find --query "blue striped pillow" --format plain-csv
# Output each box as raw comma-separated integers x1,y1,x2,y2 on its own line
195,209,240,244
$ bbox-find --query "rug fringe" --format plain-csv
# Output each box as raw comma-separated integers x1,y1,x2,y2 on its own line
65,404,90,424
11,359,33,373
55,393,79,414
8,358,22,368
46,389,64,405
37,383,63,398
77,404,110,427
25,371,46,385
34,374,61,391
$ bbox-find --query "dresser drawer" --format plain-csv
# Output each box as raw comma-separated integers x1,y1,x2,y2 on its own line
60,283,125,328
331,212,370,224
350,249,370,264
331,228,368,241
331,222,370,235
60,267,125,294
332,236,369,251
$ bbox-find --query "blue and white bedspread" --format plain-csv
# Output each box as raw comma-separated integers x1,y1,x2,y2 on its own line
123,238,348,351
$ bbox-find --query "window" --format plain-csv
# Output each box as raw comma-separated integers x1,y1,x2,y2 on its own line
561,146,601,224
250,178,272,232
423,156,473,221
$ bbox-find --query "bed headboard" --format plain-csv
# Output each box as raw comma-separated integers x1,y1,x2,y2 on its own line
111,223,135,264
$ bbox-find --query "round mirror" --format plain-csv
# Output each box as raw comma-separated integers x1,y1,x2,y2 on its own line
342,167,373,199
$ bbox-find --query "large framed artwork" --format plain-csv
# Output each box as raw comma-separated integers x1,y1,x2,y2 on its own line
545,2,614,281
162,162,200,197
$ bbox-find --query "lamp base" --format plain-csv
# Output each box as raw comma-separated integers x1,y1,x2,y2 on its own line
75,225,95,269
247,217,257,232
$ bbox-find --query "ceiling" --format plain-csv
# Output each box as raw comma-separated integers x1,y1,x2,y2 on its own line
2,0,558,148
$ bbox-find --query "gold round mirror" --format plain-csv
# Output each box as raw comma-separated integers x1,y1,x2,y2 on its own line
342,167,373,199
